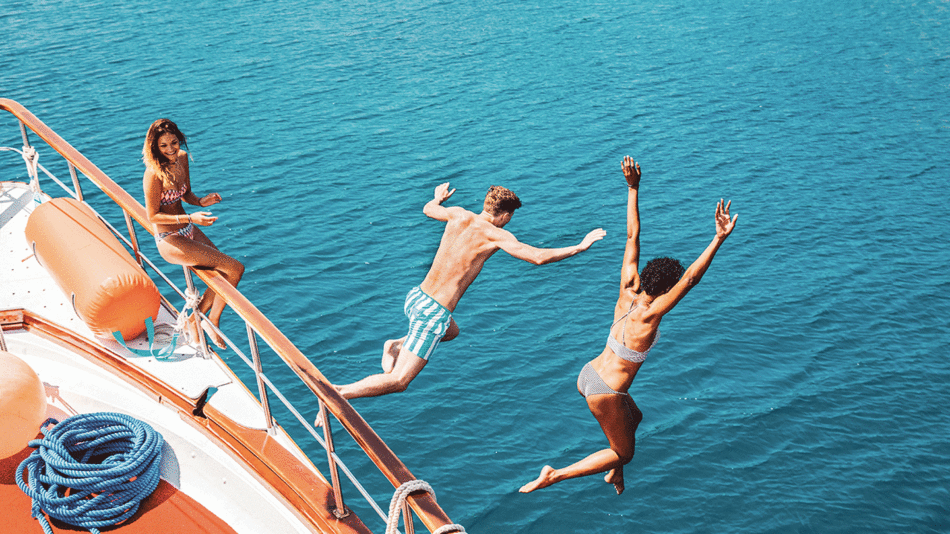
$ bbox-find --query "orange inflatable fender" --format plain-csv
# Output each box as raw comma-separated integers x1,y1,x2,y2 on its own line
0,351,47,459
24,198,160,341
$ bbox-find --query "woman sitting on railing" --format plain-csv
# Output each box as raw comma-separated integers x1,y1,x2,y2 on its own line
142,118,243,349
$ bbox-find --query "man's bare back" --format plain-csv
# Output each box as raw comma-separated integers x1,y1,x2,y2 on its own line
419,205,510,311
335,182,605,401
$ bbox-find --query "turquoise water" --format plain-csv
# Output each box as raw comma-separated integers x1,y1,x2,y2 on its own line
2,0,949,532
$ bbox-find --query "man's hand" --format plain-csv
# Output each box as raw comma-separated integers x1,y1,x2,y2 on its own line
622,156,641,189
715,199,737,239
579,228,607,251
434,182,456,204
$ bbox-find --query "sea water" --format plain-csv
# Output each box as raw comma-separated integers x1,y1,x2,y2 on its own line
2,0,948,532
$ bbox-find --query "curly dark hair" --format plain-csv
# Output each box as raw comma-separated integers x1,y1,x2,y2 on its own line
640,257,684,296
483,185,522,215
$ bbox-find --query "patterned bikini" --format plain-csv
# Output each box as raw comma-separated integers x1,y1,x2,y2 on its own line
155,182,195,242
577,300,659,398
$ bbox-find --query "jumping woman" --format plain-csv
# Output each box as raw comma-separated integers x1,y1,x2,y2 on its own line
520,155,737,494
142,118,244,349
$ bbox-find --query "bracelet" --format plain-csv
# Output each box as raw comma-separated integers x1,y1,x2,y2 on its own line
187,214,192,223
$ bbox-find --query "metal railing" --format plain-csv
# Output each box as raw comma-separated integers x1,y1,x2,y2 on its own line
0,98,457,534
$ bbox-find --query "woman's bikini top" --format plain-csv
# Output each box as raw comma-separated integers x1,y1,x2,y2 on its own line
607,299,659,364
160,182,187,206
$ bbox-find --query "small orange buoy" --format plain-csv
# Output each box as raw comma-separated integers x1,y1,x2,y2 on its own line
0,351,47,459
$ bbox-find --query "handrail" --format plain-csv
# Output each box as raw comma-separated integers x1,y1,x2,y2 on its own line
0,98,457,533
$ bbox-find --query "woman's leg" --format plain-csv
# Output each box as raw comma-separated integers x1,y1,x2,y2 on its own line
520,393,641,494
603,395,642,493
188,227,243,327
157,230,244,347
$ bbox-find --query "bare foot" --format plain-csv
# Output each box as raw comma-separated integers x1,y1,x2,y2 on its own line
519,465,557,493
605,468,625,495
201,320,227,350
314,386,345,428
381,339,403,372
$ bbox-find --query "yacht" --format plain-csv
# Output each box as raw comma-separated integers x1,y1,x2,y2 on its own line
0,98,464,534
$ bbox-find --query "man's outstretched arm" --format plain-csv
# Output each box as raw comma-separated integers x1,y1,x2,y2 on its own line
497,228,606,265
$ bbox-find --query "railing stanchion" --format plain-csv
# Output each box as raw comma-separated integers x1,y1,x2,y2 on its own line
246,323,275,433
124,212,142,267
18,120,30,148
319,400,348,519
403,502,416,534
68,162,83,201
183,267,210,358
18,121,39,196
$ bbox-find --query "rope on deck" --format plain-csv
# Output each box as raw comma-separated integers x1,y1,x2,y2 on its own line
386,479,466,534
173,287,202,338
111,287,198,359
21,145,42,204
15,413,164,534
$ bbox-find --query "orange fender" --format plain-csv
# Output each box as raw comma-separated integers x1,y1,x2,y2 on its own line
25,198,160,340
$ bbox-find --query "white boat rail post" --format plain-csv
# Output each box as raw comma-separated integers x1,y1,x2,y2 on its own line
123,211,143,267
245,324,275,434
182,267,211,358
403,502,416,534
0,321,7,352
317,400,348,518
18,120,29,154
68,162,84,201
18,121,40,198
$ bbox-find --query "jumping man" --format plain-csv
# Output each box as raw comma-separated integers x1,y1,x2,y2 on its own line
336,182,606,400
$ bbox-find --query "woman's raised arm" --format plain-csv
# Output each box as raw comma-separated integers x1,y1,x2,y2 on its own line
647,199,737,319
620,156,642,293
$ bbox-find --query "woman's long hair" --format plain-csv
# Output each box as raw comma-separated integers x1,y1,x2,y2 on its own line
142,118,188,183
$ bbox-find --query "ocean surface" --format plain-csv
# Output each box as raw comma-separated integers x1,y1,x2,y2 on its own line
2,0,948,532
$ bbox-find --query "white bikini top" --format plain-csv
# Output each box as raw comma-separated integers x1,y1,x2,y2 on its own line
607,300,659,363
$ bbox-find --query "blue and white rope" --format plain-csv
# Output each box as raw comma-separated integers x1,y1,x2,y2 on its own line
15,413,164,534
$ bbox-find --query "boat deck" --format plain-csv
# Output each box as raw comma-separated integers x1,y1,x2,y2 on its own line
0,97,465,534
1,181,266,424
1,181,372,534
1,448,238,534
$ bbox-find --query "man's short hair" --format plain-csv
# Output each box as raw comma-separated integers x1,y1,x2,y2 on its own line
484,185,522,215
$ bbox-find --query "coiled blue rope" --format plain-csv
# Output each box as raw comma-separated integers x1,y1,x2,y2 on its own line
15,413,164,534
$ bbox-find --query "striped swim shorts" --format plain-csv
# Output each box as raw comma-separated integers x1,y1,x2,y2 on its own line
403,286,452,361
